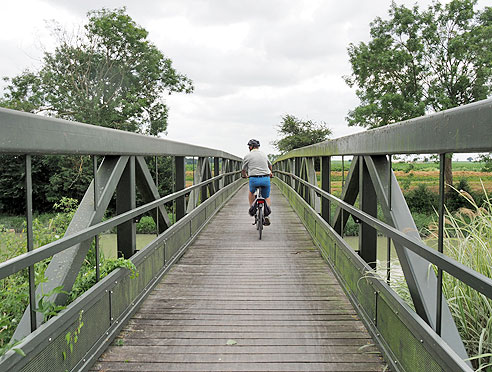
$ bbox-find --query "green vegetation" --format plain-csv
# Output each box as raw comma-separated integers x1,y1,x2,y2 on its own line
387,187,492,370
273,114,331,154
0,198,137,351
0,6,192,216
345,0,491,129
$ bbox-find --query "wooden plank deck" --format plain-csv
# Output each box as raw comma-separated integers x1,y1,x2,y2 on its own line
91,185,386,372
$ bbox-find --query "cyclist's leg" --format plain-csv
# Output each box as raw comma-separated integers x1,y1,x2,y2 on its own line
258,178,272,218
248,178,258,216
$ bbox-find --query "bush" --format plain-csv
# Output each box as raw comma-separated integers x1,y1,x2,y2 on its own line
136,216,156,234
445,178,478,212
405,184,438,215
0,198,138,349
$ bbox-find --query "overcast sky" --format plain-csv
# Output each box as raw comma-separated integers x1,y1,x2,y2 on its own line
0,0,488,158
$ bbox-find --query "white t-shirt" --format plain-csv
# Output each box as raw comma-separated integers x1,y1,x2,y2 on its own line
242,149,271,176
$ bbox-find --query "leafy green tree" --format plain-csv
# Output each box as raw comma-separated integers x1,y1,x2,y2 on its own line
1,7,193,134
344,0,491,191
273,114,332,154
0,8,190,212
345,0,491,128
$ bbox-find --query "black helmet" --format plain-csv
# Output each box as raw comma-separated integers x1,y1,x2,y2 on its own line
247,139,260,148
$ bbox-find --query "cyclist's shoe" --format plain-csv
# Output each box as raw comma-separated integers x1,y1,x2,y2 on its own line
248,204,257,216
264,204,271,216
264,216,271,226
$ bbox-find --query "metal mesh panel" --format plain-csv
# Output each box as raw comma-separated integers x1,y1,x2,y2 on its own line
112,275,131,320
377,295,444,372
20,295,110,372
152,244,165,276
304,210,316,235
206,202,215,219
166,224,190,261
355,275,376,321
191,209,206,235
335,249,360,297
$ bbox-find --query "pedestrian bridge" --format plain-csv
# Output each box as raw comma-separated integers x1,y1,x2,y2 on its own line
0,99,491,372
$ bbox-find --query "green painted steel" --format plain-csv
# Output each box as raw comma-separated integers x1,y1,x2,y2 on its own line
273,177,471,372
276,97,492,161
0,107,241,160
0,178,245,372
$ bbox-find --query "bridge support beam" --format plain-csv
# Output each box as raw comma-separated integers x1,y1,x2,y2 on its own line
13,156,130,340
175,156,186,221
359,156,377,269
364,155,469,364
135,157,171,234
333,156,360,235
321,156,331,224
214,157,220,194
117,157,136,258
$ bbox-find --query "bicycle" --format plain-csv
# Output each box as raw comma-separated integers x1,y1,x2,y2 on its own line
252,187,268,240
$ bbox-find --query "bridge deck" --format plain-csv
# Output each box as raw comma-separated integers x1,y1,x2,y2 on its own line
91,185,386,371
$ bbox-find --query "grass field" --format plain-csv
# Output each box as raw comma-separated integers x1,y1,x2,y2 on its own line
317,161,492,196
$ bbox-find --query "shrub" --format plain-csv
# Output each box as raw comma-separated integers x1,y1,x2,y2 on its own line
0,198,137,349
136,216,156,234
405,184,438,215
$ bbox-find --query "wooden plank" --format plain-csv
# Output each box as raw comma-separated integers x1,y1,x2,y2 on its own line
90,185,386,371
91,361,385,372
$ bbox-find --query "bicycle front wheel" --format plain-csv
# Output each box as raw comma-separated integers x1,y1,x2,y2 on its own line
258,206,263,240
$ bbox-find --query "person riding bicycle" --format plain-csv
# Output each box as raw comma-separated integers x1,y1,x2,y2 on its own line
241,139,273,225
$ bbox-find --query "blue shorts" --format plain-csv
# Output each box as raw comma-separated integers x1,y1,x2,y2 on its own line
249,176,271,198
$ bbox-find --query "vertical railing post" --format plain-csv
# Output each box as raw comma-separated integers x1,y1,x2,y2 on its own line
200,157,209,203
175,156,186,222
155,156,160,232
436,153,446,336
294,158,300,194
321,156,331,224
214,157,220,192
93,155,100,282
25,155,37,332
359,156,377,269
117,156,136,259
386,154,392,283
339,156,345,237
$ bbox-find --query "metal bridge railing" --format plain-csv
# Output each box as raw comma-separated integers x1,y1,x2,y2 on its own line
0,107,245,371
272,98,492,372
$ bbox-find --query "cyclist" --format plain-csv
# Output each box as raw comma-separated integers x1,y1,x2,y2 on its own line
241,139,273,225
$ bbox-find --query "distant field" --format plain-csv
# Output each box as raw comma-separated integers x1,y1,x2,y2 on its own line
184,161,492,194
313,161,491,196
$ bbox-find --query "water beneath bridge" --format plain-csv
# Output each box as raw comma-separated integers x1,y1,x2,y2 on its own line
91,185,386,371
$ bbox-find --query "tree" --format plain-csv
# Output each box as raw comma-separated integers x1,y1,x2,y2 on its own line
344,0,491,191
0,8,191,212
1,7,193,134
273,115,332,154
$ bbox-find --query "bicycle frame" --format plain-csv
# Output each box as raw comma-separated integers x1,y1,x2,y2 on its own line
254,188,266,240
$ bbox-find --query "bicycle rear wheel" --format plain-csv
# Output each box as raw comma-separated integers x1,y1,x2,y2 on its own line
258,206,263,240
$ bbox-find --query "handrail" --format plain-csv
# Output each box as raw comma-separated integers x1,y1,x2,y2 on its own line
275,170,492,299
0,171,240,280
275,97,492,161
0,107,242,159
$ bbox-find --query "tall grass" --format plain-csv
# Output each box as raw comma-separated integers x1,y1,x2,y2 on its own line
384,184,492,371
431,186,492,371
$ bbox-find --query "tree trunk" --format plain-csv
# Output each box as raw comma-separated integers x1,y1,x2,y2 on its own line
444,154,453,197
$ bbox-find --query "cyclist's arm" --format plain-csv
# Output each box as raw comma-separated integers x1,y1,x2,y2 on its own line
241,157,248,178
268,164,273,178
